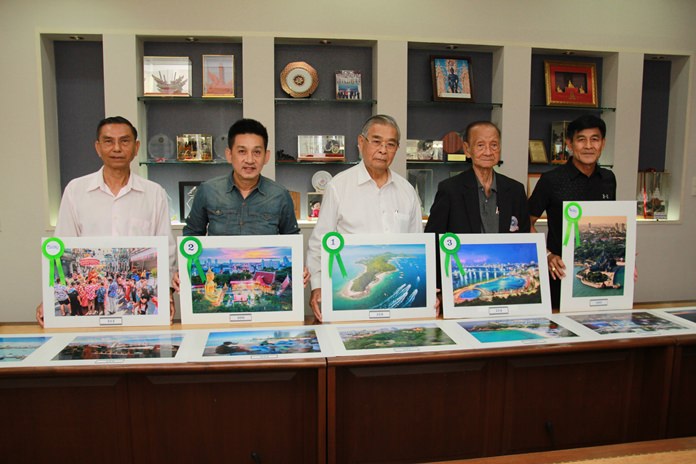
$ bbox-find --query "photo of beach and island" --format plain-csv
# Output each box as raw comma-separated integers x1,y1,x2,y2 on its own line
572,216,627,298
337,323,456,351
53,333,184,361
330,244,428,311
449,243,542,307
567,311,688,336
188,246,294,314
0,336,51,364
457,317,579,344
202,329,321,357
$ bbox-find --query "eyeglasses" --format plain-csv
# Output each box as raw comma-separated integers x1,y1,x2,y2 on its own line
362,135,399,153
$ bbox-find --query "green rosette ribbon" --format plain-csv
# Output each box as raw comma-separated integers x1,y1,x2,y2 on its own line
563,202,583,246
180,237,205,279
42,237,67,287
439,233,464,278
322,232,347,279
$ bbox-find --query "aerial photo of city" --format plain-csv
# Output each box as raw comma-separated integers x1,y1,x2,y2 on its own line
450,243,541,307
458,317,579,343
572,216,627,298
568,311,686,335
0,336,50,362
338,323,455,350
203,329,320,356
189,246,294,313
53,334,183,360
331,244,427,311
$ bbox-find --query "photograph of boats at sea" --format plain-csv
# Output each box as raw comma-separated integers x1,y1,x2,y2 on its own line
567,311,688,336
330,243,428,311
572,216,627,298
52,333,184,361
449,242,542,307
0,336,51,364
457,317,579,344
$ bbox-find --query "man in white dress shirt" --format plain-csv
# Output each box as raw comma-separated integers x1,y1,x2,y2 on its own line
306,114,423,321
36,116,175,326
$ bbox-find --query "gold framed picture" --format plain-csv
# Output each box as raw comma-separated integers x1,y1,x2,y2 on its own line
528,140,548,164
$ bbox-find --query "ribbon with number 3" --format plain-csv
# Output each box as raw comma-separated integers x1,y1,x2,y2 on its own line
180,237,205,279
322,232,347,278
42,237,67,287
439,233,464,277
563,202,583,246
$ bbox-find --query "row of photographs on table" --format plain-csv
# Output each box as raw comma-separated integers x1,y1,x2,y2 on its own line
3,307,696,368
41,201,636,328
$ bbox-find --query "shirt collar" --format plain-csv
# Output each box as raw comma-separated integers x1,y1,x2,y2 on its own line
357,160,393,187
227,172,267,195
88,167,141,194
566,156,605,179
475,171,497,192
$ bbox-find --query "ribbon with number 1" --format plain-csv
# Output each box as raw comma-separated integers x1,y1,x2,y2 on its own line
180,237,205,279
322,232,347,278
42,237,67,287
563,202,583,246
439,233,464,277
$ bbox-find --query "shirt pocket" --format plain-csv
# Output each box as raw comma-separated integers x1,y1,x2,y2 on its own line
248,210,280,234
127,217,153,235
206,207,239,235
394,211,412,232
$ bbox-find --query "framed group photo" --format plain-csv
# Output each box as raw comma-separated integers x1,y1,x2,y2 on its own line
544,60,598,107
177,235,305,324
431,56,473,101
41,236,170,328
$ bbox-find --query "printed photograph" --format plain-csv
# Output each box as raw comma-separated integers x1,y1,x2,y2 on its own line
338,323,455,350
568,311,686,335
331,244,427,311
0,336,50,363
51,247,160,318
203,329,320,356
458,317,578,343
666,308,696,325
449,243,542,307
431,56,473,101
335,70,362,100
53,334,183,360
189,246,294,314
572,216,627,298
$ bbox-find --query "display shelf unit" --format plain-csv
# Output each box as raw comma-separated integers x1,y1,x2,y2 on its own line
274,40,375,219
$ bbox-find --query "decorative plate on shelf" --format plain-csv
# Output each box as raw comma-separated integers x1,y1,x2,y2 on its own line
147,133,174,160
311,170,332,192
280,61,319,98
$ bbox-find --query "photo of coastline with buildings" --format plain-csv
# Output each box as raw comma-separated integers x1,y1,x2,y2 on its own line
666,308,696,325
0,336,50,362
331,244,427,311
568,311,686,335
338,323,455,350
572,216,627,298
189,247,294,314
53,334,183,360
450,243,541,307
458,317,579,343
203,329,320,356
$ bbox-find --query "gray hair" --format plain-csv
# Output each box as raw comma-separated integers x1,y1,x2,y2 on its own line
360,114,401,141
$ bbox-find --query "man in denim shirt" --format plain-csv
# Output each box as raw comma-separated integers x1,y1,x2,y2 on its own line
183,119,299,236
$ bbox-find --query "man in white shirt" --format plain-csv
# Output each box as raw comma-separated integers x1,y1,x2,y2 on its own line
306,114,423,321
37,116,175,326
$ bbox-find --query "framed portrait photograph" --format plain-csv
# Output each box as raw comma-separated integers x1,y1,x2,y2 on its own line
188,325,333,362
431,56,473,101
562,310,692,340
143,56,192,97
177,235,304,324
335,70,362,100
323,321,469,357
528,139,548,164
307,192,323,221
178,181,201,222
439,233,552,319
442,314,593,349
202,54,235,97
298,135,345,162
41,236,170,328
320,233,437,322
544,60,598,107
559,201,637,312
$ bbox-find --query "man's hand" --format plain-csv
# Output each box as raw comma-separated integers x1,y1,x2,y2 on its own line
310,288,322,322
303,267,310,288
36,303,45,328
435,289,442,318
547,252,566,280
169,288,176,324
171,272,180,292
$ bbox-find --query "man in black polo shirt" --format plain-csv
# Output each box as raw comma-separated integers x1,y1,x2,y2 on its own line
528,114,616,309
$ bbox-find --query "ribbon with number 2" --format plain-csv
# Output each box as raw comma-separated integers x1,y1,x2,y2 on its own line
180,237,206,279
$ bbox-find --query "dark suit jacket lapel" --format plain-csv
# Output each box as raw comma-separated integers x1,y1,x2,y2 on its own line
461,170,482,233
